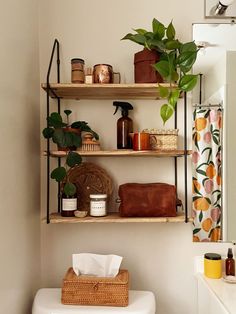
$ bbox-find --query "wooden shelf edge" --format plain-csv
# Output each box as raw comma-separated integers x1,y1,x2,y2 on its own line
42,212,192,224
41,83,180,100
43,149,192,158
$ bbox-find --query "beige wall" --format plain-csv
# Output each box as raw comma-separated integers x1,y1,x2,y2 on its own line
0,1,41,313
39,1,232,314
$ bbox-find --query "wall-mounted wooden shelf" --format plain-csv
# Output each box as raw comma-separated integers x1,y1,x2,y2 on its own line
44,212,190,224
41,83,178,100
45,149,192,158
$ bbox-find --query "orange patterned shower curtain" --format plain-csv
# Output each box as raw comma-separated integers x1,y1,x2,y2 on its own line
192,108,222,242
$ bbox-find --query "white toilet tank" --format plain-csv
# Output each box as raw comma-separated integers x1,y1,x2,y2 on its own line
32,288,156,314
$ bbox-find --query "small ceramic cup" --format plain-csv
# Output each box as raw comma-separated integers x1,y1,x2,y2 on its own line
132,132,150,151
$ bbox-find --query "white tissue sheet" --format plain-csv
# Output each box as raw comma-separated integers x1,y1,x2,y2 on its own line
72,253,123,277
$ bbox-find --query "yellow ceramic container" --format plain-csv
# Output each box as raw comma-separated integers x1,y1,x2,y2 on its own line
204,253,222,279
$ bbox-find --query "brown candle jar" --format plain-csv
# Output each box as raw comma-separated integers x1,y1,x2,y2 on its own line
133,132,150,151
71,58,85,83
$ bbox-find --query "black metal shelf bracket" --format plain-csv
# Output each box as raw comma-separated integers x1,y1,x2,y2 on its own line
184,92,188,223
46,39,61,224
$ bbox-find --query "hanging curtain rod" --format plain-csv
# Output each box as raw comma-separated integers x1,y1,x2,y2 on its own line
193,103,223,108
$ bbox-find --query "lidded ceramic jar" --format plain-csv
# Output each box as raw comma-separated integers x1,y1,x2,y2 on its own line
204,253,222,279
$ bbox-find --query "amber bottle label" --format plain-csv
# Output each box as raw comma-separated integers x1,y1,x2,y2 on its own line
62,198,77,211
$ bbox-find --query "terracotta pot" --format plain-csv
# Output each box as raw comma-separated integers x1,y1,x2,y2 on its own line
134,48,163,83
57,127,81,151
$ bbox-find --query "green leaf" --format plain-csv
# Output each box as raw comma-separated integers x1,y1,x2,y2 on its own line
153,60,170,79
121,33,135,41
159,85,169,98
180,41,197,53
202,177,209,187
152,18,165,38
204,110,210,118
91,131,99,140
179,74,198,92
196,169,206,176
64,182,76,197
133,28,147,35
42,127,54,139
51,167,66,182
52,129,66,148
148,39,165,51
160,104,174,124
64,110,72,116
213,135,219,145
206,197,211,204
64,132,74,147
165,40,181,50
71,121,88,129
193,228,201,235
193,196,202,201
131,34,146,45
166,21,175,40
48,112,67,128
196,162,208,170
171,71,179,82
168,89,180,107
71,132,82,147
66,151,82,167
199,211,203,222
177,51,198,73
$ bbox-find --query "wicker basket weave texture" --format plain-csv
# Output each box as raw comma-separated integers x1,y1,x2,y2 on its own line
61,268,129,307
143,129,178,150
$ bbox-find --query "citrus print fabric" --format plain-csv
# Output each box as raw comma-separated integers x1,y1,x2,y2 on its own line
192,109,222,242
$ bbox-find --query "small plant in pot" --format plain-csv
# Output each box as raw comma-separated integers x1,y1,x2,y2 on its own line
42,109,99,151
53,150,82,217
42,109,99,217
122,18,199,124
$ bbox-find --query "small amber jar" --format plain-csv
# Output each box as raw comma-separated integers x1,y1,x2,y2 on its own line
204,253,222,279
61,193,77,217
71,58,85,83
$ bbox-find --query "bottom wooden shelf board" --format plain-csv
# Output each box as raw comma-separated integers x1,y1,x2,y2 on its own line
44,212,191,223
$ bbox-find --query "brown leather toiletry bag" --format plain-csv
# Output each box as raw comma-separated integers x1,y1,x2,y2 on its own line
118,183,181,217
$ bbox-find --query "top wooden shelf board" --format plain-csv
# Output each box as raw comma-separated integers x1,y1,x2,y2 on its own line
41,83,177,100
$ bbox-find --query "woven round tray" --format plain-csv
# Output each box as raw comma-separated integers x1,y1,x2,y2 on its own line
67,162,113,211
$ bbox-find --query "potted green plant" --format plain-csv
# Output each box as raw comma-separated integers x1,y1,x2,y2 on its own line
121,18,167,83
122,18,199,124
43,109,99,151
42,109,99,216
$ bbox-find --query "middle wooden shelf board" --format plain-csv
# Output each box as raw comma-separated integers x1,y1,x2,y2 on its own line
44,212,191,224
44,149,192,158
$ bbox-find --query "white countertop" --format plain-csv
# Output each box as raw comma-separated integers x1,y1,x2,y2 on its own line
197,273,236,314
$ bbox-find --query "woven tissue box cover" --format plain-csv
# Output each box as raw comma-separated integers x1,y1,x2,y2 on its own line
143,128,178,150
61,268,129,306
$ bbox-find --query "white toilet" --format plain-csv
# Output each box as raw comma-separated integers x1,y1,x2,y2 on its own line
32,288,156,314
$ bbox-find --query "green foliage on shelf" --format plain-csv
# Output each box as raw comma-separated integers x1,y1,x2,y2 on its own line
121,18,199,124
42,109,99,197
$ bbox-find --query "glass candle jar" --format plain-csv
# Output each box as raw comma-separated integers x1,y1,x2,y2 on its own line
90,194,107,217
71,58,85,83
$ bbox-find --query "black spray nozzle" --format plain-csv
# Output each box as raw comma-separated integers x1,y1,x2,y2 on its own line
113,101,133,116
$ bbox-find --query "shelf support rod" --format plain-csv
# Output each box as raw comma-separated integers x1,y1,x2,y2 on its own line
46,39,60,224
174,102,178,193
184,92,188,223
